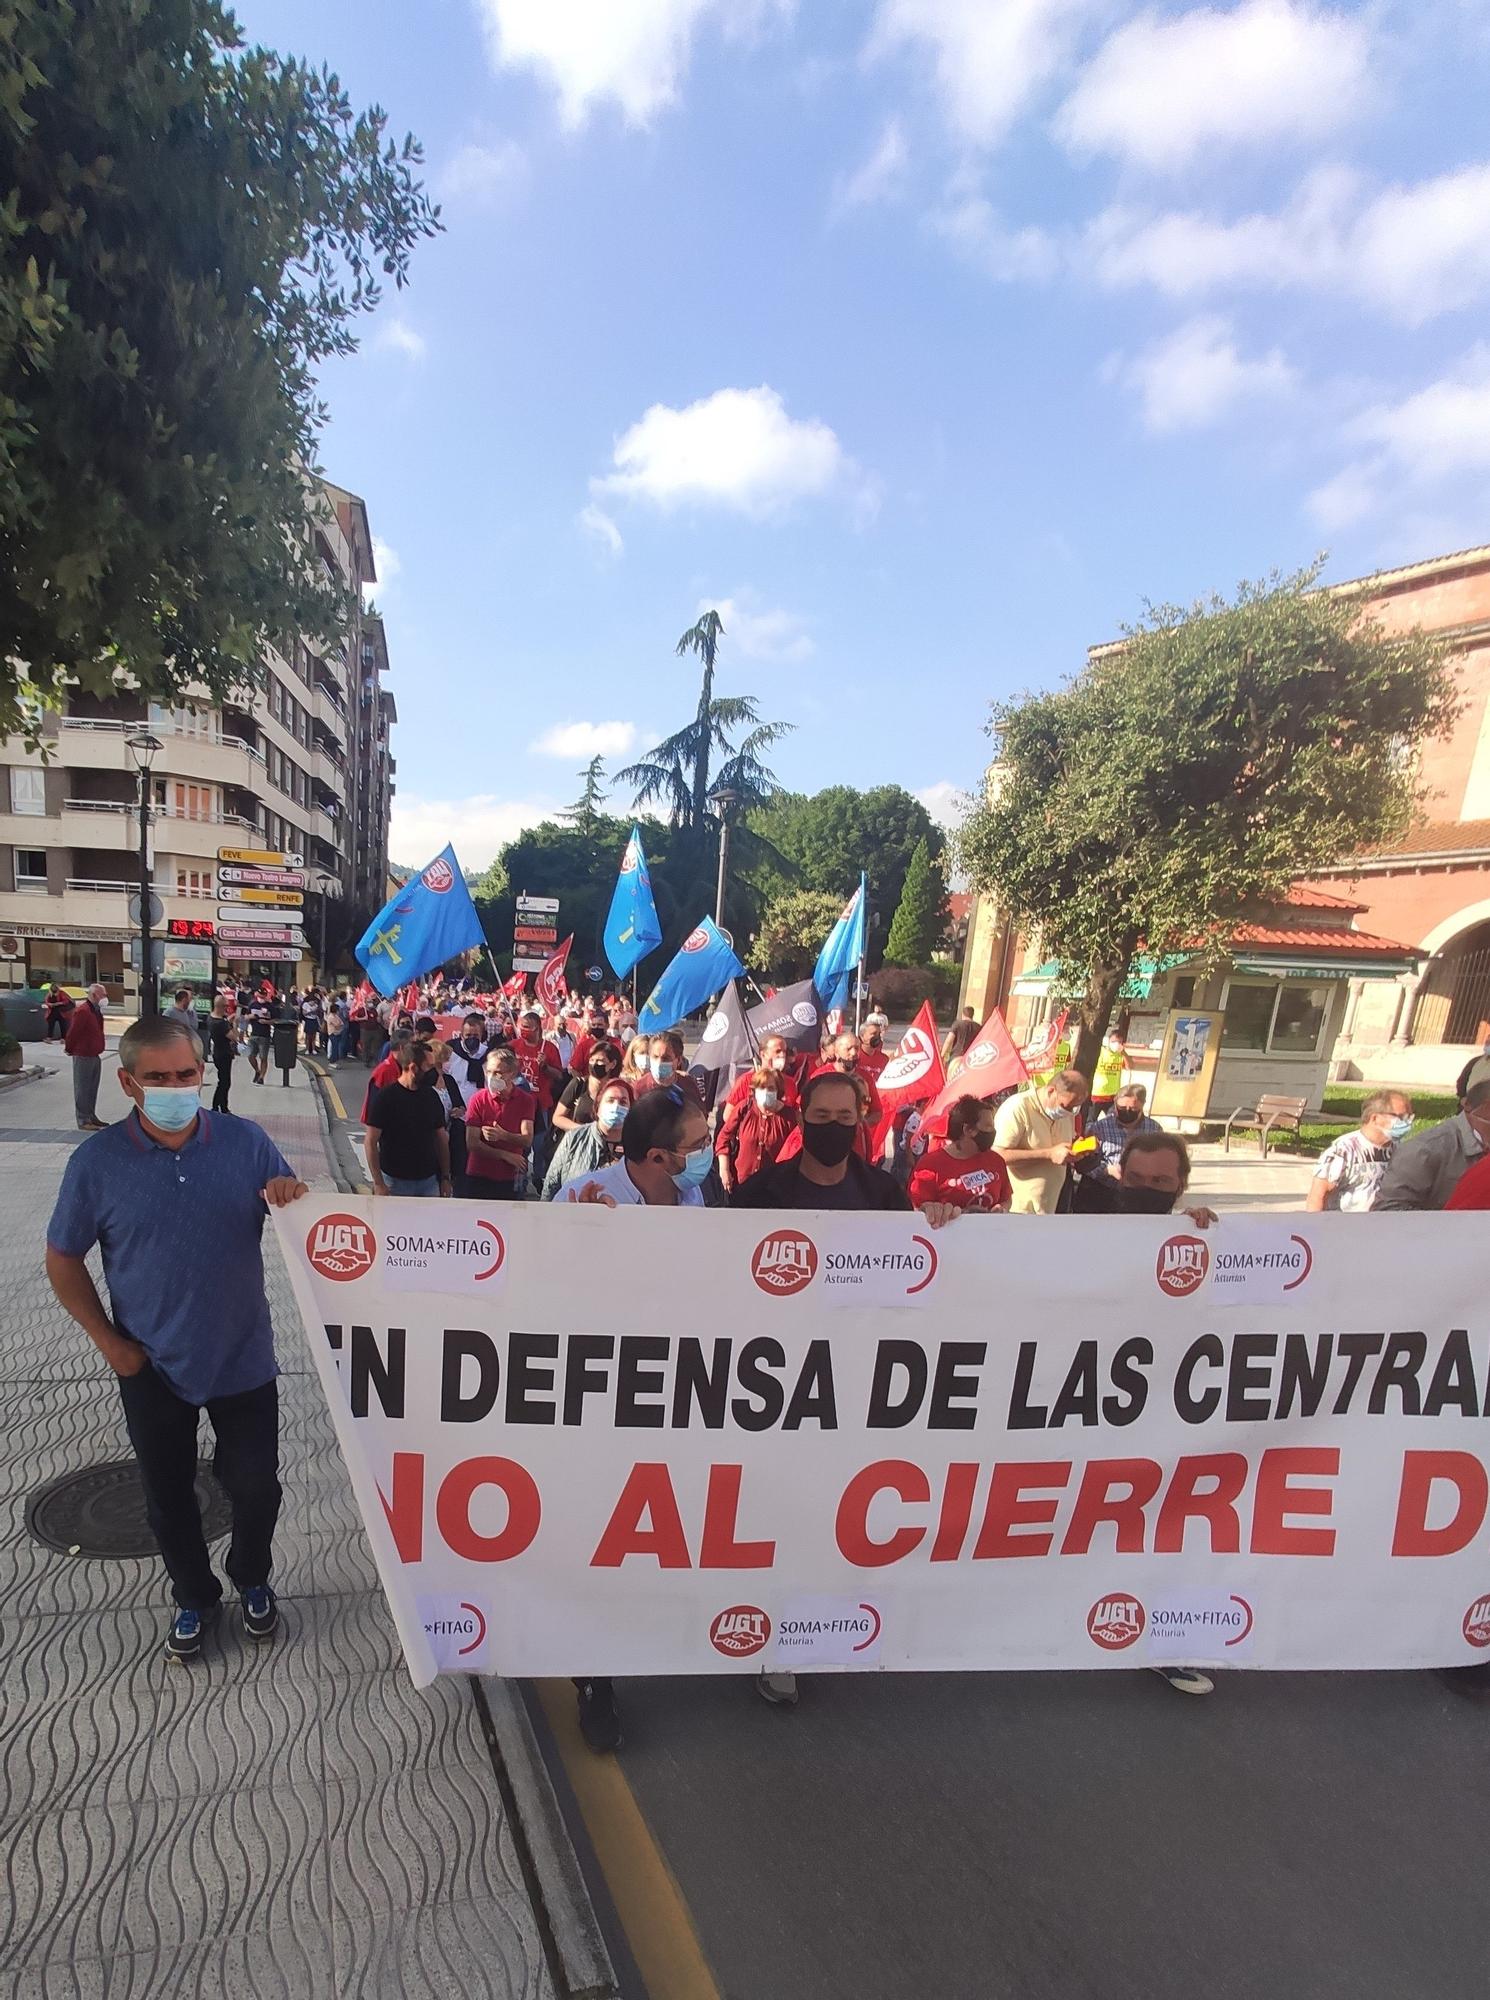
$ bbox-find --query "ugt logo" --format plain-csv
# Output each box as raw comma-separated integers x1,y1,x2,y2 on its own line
710,1606,771,1658
307,1214,375,1282
421,856,454,894
751,1229,818,1297
1463,1596,1490,1649
1087,1594,1146,1650
1156,1234,1210,1298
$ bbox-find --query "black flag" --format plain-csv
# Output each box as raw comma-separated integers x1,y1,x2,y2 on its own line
746,978,822,1052
691,979,757,1076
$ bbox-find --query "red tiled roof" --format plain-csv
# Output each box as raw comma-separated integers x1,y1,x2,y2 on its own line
1228,921,1416,958
1350,819,1490,862
1282,884,1363,912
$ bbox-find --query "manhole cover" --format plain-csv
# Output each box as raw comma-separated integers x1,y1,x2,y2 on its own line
25,1461,232,1558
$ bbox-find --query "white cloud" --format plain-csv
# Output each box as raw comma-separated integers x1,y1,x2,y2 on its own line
915,780,970,832
1087,162,1490,327
831,119,909,216
389,793,557,871
1055,0,1373,172
592,385,860,518
930,186,1060,281
530,720,640,760
476,0,790,128
868,0,1096,149
578,502,624,558
375,316,428,362
1109,315,1297,433
362,537,401,603
1308,347,1490,527
440,139,527,203
704,594,814,662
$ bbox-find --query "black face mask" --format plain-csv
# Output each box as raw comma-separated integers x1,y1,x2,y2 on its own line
1115,1107,1141,1124
1115,1184,1177,1216
802,1121,857,1168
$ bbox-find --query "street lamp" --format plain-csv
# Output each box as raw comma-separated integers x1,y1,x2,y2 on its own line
314,869,335,982
125,730,162,1016
707,785,743,929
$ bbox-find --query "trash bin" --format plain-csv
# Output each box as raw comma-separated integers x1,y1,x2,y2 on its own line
271,1018,299,1085
1,990,47,1042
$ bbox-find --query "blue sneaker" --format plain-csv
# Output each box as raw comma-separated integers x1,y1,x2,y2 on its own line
165,1606,214,1663
241,1585,278,1641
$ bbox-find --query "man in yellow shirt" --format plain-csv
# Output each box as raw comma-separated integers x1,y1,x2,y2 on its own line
993,1069,1087,1213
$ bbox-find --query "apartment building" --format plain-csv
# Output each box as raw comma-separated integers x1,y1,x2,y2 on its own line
0,478,396,1000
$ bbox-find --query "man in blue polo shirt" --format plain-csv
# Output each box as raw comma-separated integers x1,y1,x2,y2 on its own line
45,1014,308,1663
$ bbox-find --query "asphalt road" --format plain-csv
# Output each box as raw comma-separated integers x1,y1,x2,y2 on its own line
560,1662,1490,2000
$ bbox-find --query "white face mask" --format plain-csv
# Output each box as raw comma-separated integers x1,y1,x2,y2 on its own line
755,1088,781,1113
769,1053,787,1072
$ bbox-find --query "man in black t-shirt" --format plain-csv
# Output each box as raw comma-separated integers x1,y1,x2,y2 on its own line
730,1071,963,1217
363,1038,452,1197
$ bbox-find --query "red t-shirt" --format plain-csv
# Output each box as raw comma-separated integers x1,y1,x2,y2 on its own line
360,1052,401,1123
1446,1153,1490,1210
910,1145,1012,1213
511,1035,564,1111
463,1085,537,1183
857,1045,889,1084
716,1098,795,1184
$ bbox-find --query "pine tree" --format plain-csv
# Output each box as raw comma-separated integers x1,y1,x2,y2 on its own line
884,837,946,965
562,757,608,836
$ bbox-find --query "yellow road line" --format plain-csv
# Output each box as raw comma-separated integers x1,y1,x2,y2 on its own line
534,1679,721,2000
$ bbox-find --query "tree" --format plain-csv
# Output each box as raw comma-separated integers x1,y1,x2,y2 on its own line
754,890,845,983
747,784,941,959
0,0,440,743
884,837,947,965
562,757,608,836
958,564,1460,1078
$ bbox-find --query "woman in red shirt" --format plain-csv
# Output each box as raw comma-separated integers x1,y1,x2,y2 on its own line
910,1095,1011,1214
716,1064,796,1193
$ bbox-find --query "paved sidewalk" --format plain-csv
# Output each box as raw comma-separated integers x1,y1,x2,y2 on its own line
1187,1139,1315,1212
1,1053,558,1999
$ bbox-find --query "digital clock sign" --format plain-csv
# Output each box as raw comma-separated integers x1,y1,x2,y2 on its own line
166,919,215,941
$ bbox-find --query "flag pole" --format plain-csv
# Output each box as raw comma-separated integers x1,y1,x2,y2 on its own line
854,873,868,1033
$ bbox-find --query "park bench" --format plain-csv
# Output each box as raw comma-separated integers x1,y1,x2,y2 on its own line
1222,1093,1309,1158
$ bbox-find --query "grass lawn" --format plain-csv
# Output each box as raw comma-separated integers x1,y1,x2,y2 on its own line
1206,1084,1460,1159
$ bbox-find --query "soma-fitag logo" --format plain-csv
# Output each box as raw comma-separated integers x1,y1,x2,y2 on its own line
307,1213,375,1282
710,1605,771,1657
751,1229,818,1296
1156,1234,1210,1298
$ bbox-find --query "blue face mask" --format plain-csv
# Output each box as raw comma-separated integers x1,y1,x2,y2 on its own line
653,1059,675,1084
1387,1115,1413,1140
598,1100,627,1132
672,1144,713,1189
140,1085,200,1133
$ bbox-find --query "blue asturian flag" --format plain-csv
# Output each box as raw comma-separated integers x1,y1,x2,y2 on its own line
603,824,664,979
355,845,485,996
813,873,867,1017
638,918,745,1031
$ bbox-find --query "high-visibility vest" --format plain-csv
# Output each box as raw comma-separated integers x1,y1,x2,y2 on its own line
1093,1039,1125,1098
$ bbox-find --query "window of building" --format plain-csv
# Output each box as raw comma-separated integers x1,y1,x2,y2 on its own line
1221,978,1332,1056
10,768,44,816
1171,975,1196,1008
15,847,47,891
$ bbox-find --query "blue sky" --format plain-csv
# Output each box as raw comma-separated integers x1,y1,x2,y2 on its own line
235,0,1490,869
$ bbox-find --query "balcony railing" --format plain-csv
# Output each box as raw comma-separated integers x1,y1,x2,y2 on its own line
62,797,130,815
66,877,132,894
60,716,133,733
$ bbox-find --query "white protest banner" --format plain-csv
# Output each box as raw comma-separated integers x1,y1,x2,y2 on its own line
274,1198,1490,1689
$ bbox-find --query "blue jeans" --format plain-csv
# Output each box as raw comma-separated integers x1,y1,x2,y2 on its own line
384,1174,439,1197
327,1031,347,1063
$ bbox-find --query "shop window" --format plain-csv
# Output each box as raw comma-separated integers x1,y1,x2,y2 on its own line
1222,979,1331,1056
15,847,47,892
10,768,44,816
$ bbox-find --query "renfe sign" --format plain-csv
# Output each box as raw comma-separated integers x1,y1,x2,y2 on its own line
277,1201,1490,1689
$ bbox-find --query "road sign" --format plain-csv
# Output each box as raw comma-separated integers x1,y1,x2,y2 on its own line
216,924,304,946
218,886,304,907
585,964,604,983
127,889,164,927
216,945,304,963
218,846,302,869
516,894,560,914
511,954,552,975
218,904,307,926
218,865,306,890
514,925,558,945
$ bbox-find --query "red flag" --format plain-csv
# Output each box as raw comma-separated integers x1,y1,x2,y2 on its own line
502,971,528,999
919,1008,1029,1133
397,981,419,1016
535,934,573,1018
869,1002,945,1156
1019,1006,1069,1072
